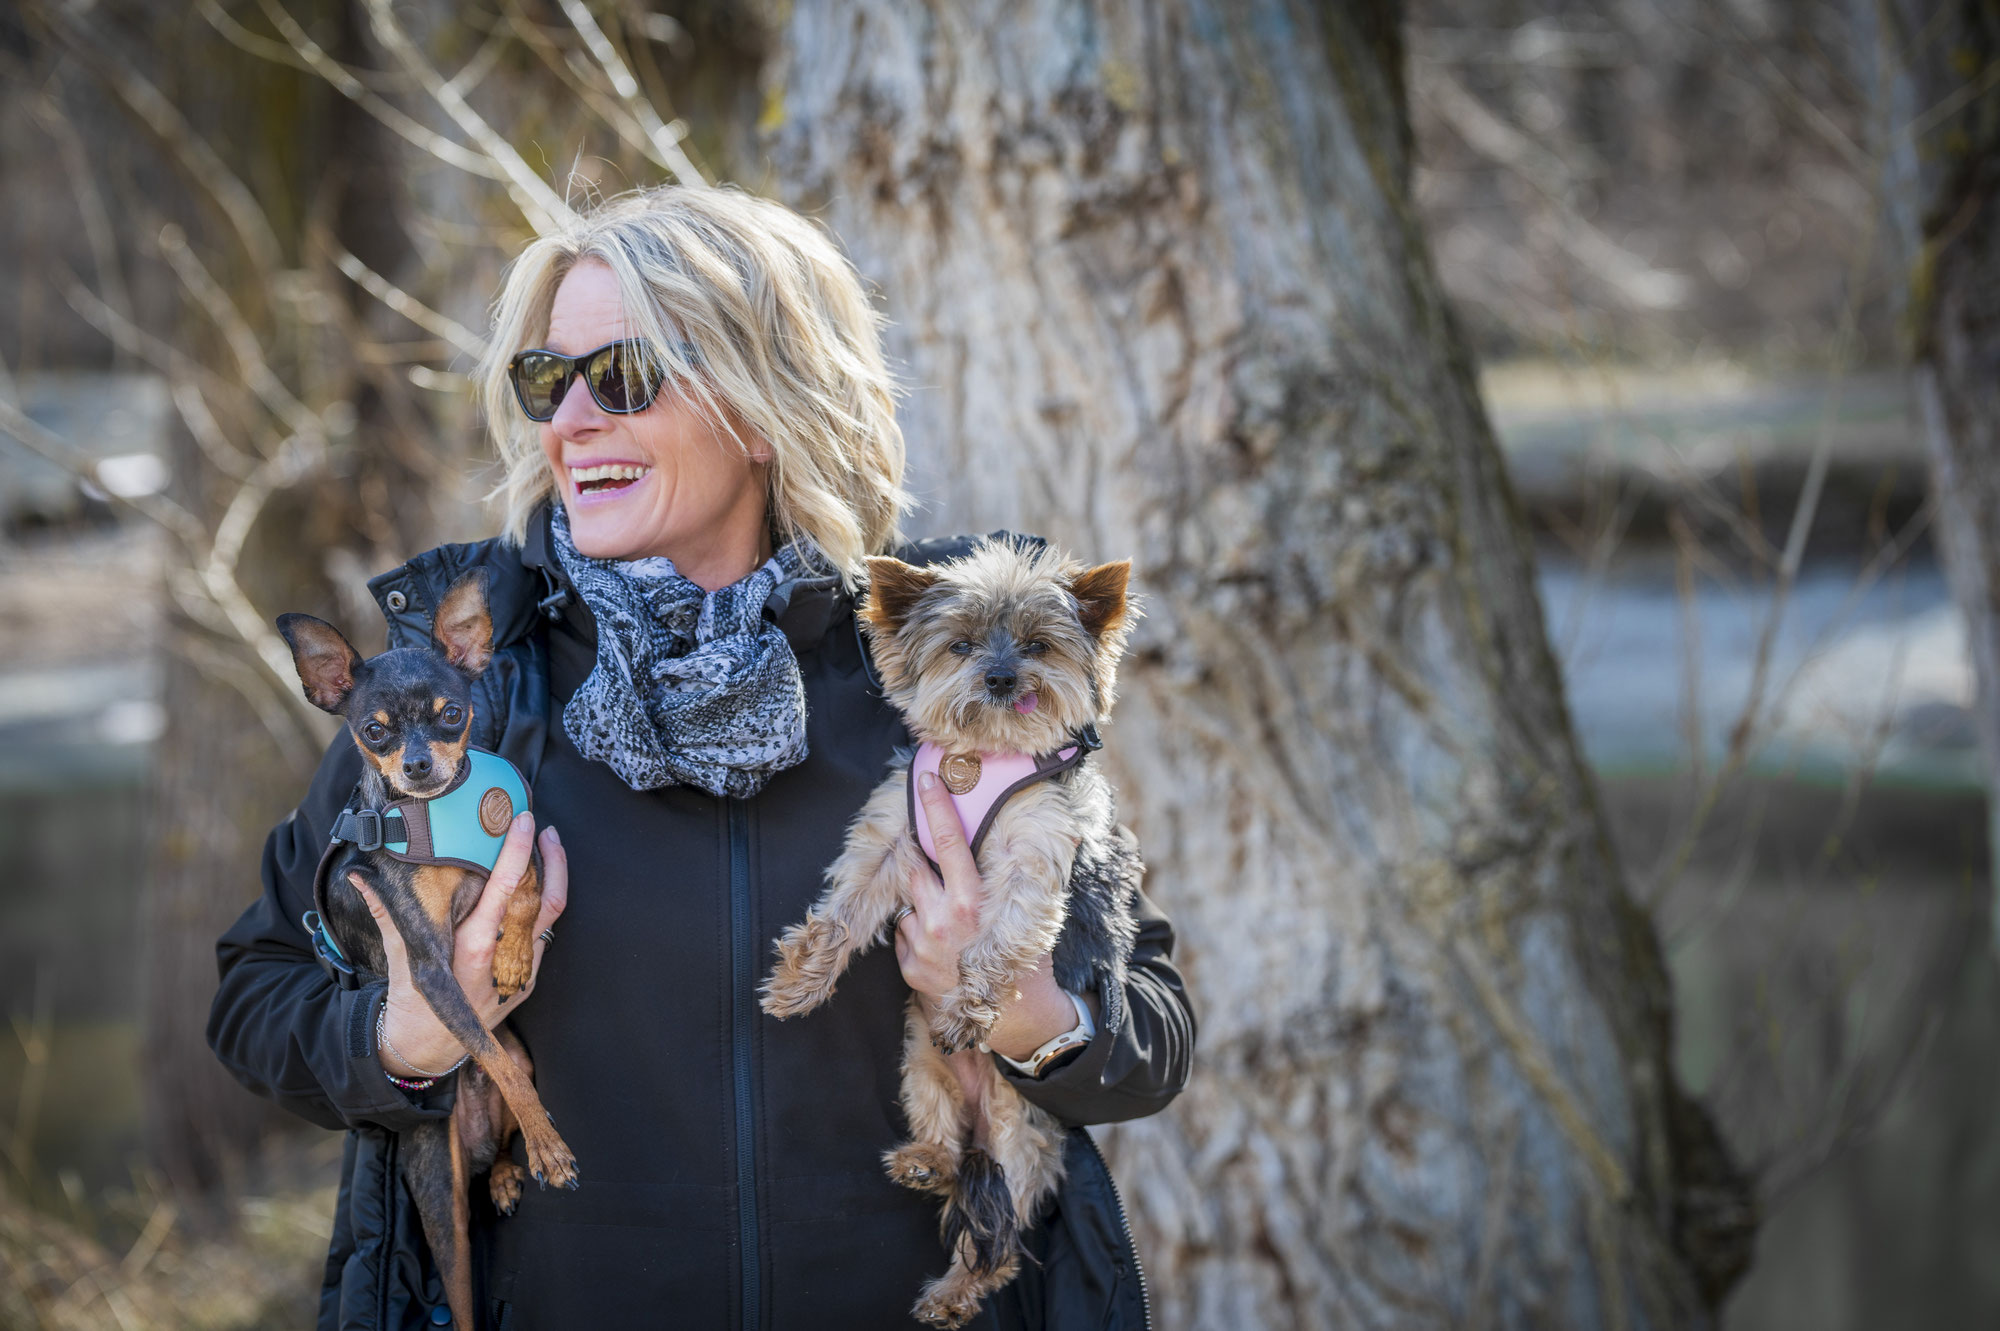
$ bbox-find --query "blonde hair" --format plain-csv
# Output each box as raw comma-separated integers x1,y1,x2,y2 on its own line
478,184,909,581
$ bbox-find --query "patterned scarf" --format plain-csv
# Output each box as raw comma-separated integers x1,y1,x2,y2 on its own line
549,503,819,798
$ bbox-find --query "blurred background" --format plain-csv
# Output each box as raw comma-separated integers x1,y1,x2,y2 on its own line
1,2,1996,1328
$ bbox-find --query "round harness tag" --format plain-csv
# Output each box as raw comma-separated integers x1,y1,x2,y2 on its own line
479,786,514,835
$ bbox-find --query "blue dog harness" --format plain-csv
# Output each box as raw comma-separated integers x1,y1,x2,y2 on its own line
302,747,533,980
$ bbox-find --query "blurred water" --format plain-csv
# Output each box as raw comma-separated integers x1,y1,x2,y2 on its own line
1542,554,1976,787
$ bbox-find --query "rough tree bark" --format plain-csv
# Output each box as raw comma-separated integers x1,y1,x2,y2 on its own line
1885,2,2000,952
755,1,1752,1326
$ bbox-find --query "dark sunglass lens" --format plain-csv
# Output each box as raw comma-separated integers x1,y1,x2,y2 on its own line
513,352,570,420
589,342,661,413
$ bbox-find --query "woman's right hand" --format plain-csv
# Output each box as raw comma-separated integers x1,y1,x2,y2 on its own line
352,814,568,1078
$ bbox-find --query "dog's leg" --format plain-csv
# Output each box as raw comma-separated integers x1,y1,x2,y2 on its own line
885,996,966,1195
929,787,1076,1054
762,772,918,1017
363,869,578,1190
480,1027,534,1217
490,855,543,1000
911,1057,1027,1330
983,1077,1067,1229
401,1117,473,1331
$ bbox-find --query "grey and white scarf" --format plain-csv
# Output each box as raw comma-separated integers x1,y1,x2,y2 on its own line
549,503,820,798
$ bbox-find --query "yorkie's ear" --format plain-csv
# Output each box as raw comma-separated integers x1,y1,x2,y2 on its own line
432,569,494,675
1068,560,1132,639
277,613,363,714
861,557,942,635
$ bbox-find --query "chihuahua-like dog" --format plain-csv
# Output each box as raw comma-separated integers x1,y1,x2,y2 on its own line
760,539,1145,1328
279,570,576,1331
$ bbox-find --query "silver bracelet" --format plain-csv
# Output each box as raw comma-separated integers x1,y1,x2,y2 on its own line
375,999,468,1083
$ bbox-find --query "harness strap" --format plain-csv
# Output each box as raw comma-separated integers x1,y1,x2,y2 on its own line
300,746,533,987
906,726,1102,879
330,806,409,853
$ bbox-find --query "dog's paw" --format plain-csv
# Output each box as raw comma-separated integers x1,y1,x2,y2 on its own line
759,918,843,1018
492,939,533,999
927,1003,996,1056
884,1142,956,1195
912,1285,981,1329
489,1160,525,1216
525,1127,579,1192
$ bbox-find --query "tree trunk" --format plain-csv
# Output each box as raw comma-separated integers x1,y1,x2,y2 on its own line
754,1,1751,1325
1886,1,2000,952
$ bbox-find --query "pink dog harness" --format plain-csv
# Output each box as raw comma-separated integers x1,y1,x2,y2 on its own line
906,729,1098,877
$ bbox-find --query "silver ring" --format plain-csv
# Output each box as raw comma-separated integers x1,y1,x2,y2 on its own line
890,904,915,931
538,927,556,946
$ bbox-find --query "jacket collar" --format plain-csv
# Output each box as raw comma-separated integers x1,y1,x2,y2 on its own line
368,500,854,655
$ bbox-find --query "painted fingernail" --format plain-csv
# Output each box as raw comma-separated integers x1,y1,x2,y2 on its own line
920,771,936,792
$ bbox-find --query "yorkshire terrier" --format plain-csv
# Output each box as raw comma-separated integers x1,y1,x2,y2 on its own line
279,571,576,1331
760,539,1145,1328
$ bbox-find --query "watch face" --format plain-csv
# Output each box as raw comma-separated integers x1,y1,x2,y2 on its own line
1038,1041,1089,1077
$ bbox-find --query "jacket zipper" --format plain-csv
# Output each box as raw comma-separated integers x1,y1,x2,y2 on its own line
727,799,762,1331
1081,1127,1152,1330
379,1130,399,1328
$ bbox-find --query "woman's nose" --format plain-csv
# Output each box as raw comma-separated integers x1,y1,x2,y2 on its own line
549,370,608,437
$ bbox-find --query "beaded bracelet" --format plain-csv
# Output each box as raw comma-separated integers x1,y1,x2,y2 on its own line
376,1001,468,1090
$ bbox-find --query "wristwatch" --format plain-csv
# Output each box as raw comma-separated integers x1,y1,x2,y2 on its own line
998,988,1095,1078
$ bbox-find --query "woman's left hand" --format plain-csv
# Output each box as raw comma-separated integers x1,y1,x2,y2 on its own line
897,770,1084,1061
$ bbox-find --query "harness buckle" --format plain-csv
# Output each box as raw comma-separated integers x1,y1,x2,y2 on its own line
340,808,386,852
301,910,357,976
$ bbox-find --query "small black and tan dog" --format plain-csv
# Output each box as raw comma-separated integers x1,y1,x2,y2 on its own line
279,570,576,1331
761,539,1145,1327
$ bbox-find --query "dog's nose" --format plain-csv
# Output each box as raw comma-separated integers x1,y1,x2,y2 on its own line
985,668,1016,693
403,753,433,781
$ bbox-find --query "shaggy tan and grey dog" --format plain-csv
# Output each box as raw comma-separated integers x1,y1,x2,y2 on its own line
760,538,1146,1328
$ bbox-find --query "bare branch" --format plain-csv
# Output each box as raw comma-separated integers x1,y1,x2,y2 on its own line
57,270,242,410
152,222,325,444
28,93,136,361
170,381,262,482
229,0,510,181
169,629,329,772
0,392,205,550
320,234,489,360
361,0,575,235
34,0,287,277
555,0,707,184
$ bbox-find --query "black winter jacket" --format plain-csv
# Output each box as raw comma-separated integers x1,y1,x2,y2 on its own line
207,508,1196,1330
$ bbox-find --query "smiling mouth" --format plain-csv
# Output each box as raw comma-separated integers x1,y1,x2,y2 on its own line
570,463,651,495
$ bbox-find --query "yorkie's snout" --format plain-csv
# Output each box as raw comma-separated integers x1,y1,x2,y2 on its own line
980,645,1022,700
402,749,435,783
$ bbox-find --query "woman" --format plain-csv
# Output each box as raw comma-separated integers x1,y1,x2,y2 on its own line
208,184,1194,1330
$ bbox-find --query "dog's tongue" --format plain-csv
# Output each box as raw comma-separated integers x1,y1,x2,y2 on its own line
1014,692,1039,714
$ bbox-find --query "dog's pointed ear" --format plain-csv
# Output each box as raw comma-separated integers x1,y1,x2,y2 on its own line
277,613,363,714
432,569,494,675
861,557,942,635
1068,560,1133,639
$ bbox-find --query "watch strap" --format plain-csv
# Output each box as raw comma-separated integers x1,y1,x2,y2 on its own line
999,988,1095,1077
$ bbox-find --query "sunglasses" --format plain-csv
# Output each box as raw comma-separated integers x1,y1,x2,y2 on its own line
507,339,680,422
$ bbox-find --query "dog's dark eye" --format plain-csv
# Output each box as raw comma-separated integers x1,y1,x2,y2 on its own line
1022,640,1048,656
441,704,464,727
949,641,975,656
361,721,388,745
